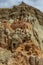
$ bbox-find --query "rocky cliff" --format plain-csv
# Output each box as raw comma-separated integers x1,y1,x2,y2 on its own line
0,2,43,25
0,2,43,65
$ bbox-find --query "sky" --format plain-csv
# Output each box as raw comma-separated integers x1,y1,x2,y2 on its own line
0,0,43,12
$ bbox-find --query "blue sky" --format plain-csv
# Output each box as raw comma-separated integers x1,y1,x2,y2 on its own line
0,0,43,12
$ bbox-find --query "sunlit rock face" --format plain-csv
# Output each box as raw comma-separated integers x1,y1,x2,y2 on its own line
0,2,43,65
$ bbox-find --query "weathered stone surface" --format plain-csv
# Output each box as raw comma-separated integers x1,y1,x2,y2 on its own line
38,58,43,65
0,2,43,65
29,56,35,65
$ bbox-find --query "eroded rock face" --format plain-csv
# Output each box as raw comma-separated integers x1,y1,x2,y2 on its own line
0,14,43,51
0,2,43,65
0,16,43,65
0,43,42,65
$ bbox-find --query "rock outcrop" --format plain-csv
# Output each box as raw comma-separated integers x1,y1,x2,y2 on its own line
0,2,43,65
